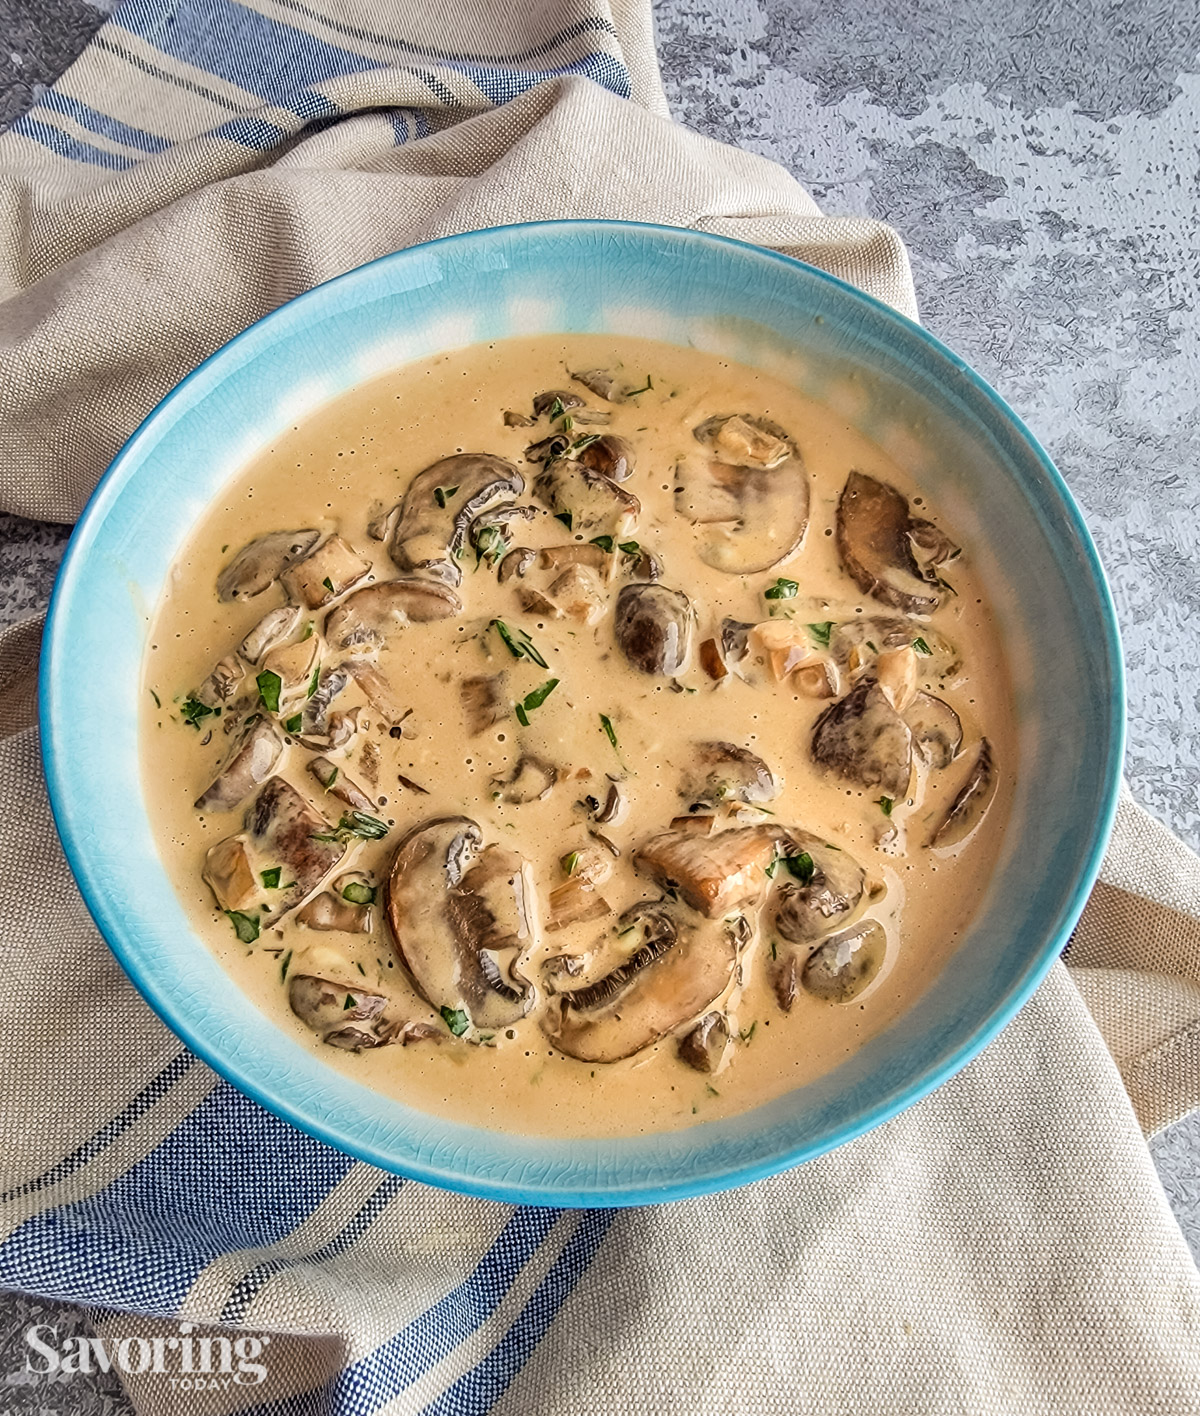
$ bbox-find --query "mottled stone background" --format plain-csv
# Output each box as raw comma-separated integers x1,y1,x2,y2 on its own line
0,1,1197,1409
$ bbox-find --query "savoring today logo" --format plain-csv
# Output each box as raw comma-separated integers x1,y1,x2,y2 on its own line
22,1321,273,1389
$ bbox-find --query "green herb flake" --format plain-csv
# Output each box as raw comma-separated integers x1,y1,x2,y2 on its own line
625,376,654,396
490,619,549,669
301,621,315,641
554,511,574,531
279,949,292,982
618,540,641,557
324,766,339,789
781,850,816,885
515,703,530,727
589,535,615,552
343,994,356,1011
547,397,566,422
560,414,574,433
572,433,601,453
355,961,366,976
599,713,619,753
440,1006,470,1037
866,640,878,653
739,1022,757,1045
705,1084,720,1098
342,881,376,905
284,713,303,734
522,678,560,714
255,671,282,714
764,577,799,601
306,662,321,699
322,576,335,595
260,867,282,889
912,636,932,656
878,796,894,817
226,910,260,944
807,621,834,648
149,688,162,709
770,938,778,960
311,811,391,843
561,851,580,876
433,485,459,509
180,697,214,729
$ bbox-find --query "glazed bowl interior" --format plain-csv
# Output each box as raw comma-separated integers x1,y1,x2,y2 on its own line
41,221,1123,1206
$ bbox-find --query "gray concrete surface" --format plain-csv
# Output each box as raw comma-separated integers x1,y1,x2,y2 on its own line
0,0,1197,1408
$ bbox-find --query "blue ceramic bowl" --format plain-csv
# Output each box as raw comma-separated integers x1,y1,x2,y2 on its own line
41,222,1124,1206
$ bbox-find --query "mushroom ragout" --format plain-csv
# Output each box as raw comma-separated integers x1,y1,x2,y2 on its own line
141,335,1012,1138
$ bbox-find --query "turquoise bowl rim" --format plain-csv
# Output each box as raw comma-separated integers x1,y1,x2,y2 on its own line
40,220,1125,1206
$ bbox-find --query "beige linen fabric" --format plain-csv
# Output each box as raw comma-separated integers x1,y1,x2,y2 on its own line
1,1,1199,1410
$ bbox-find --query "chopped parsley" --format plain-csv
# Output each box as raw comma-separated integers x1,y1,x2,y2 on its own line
433,485,459,509
516,678,559,726
572,433,601,453
878,796,894,817
284,712,303,734
599,713,619,753
226,910,260,944
589,535,615,552
807,621,834,648
180,697,213,729
255,671,282,714
279,949,292,981
490,619,549,669
311,811,391,843
149,688,161,709
618,540,641,557
912,636,932,656
343,994,357,1011
764,577,799,600
322,576,335,594
306,662,320,699
440,1006,470,1037
473,524,509,568
781,850,815,884
546,397,566,422
342,881,376,905
554,511,574,530
260,867,282,889
301,621,315,641
561,851,580,876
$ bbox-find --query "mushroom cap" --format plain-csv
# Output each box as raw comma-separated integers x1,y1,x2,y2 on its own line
836,471,956,615
634,824,781,918
216,529,320,602
325,578,462,649
578,434,635,482
801,919,887,1003
614,583,694,677
244,776,348,910
240,605,303,665
903,692,963,769
389,453,524,587
289,974,386,1032
194,717,284,813
679,741,780,807
533,457,640,536
930,738,996,848
770,833,866,944
811,678,914,799
677,1011,730,1073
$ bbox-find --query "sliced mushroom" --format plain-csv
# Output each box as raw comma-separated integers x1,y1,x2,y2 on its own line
492,756,557,804
749,620,824,684
524,433,573,464
388,453,524,587
830,616,961,681
503,410,536,428
836,472,958,614
497,546,537,583
676,415,808,573
532,389,585,416
279,535,371,609
571,369,626,402
245,776,347,909
548,565,605,624
614,583,693,677
216,529,321,602
801,919,887,1003
260,635,320,706
811,678,913,799
699,638,727,681
309,756,375,813
296,891,373,933
904,693,963,769
539,544,612,576
875,644,918,712
241,605,303,665
546,879,613,932
634,824,780,918
196,655,244,707
342,660,406,726
384,818,532,1030
325,579,461,650
195,718,284,813
679,742,779,807
770,834,866,945
517,586,562,618
720,618,754,675
290,973,385,1030
534,457,639,537
593,782,627,826
578,434,634,482
677,1012,729,1073
543,904,744,1063
461,674,507,735
302,665,349,737
930,739,996,847
202,834,258,911
794,659,838,698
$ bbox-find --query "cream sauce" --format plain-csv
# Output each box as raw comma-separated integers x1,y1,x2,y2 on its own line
141,334,1014,1139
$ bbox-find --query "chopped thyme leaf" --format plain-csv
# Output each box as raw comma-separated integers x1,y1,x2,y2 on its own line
589,535,615,552
866,640,878,653
807,621,834,648
440,1006,470,1037
226,910,260,944
355,961,366,976
260,867,281,889
342,881,376,905
764,577,799,600
878,796,894,817
522,678,560,713
560,414,574,433
770,939,778,960
739,1022,757,1045
705,1084,720,1097
515,703,530,727
617,540,641,556
433,484,459,509
284,713,302,734
311,811,390,843
306,662,320,699
149,689,161,709
561,851,580,876
490,619,549,669
180,697,214,729
625,375,654,396
599,713,619,753
301,621,315,640
343,994,356,1011
255,671,282,715
572,433,601,453
324,766,339,788
279,949,292,981
322,576,335,594
912,636,932,655
554,511,574,530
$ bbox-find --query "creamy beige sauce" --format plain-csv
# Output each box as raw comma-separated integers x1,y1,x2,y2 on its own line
141,334,1014,1139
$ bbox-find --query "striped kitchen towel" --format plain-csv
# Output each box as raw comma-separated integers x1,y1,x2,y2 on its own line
2,2,1200,1414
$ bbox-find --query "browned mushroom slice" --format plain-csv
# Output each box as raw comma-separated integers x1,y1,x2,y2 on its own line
904,692,963,768
836,472,958,614
280,535,371,609
492,756,557,804
196,655,244,707
387,453,524,587
801,919,887,1003
677,1011,730,1073
543,905,744,1063
634,825,780,918
503,410,536,428
524,433,573,464
384,818,531,1030
326,579,461,650
546,846,616,932
699,638,727,681
614,583,693,676
309,756,375,814
811,678,913,799
460,674,506,735
570,369,627,402
301,665,349,737
532,389,585,416
289,974,386,1034
874,645,918,712
680,742,780,807
342,660,406,727
549,565,605,624
830,616,961,681
497,546,537,583
202,835,258,911
245,776,347,908
534,457,640,536
195,718,284,813
216,529,321,602
240,605,303,665
295,891,373,933
676,415,808,574
770,834,866,945
578,434,634,482
538,544,612,575
930,739,996,847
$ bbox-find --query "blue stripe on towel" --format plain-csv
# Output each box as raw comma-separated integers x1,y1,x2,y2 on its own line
420,1208,618,1416
0,1082,354,1310
37,89,171,153
10,115,135,169
220,1173,406,1324
0,1051,198,1205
